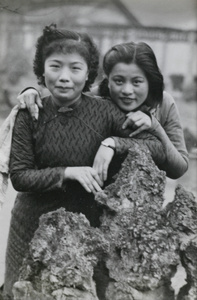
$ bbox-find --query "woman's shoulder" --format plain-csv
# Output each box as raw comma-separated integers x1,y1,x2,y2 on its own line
162,91,176,105
158,91,176,114
156,91,179,124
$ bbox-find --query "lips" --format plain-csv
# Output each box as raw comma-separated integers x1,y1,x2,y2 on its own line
56,86,71,90
120,97,135,104
56,86,73,90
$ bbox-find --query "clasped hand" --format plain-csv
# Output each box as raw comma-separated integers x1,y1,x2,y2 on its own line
64,166,103,194
122,111,152,137
65,141,115,193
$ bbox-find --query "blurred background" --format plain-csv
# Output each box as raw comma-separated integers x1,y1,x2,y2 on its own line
0,0,197,286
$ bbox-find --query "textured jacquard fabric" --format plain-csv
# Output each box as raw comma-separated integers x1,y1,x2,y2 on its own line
112,132,166,166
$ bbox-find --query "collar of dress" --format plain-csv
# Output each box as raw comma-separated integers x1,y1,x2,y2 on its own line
53,95,83,113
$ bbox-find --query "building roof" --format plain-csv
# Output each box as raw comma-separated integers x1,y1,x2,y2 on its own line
122,0,197,31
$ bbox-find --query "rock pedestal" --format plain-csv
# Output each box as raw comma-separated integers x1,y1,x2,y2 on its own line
12,144,197,300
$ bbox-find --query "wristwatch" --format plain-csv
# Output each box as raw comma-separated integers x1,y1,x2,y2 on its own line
101,141,116,152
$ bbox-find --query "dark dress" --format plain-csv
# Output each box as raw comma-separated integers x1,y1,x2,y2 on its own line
3,94,165,299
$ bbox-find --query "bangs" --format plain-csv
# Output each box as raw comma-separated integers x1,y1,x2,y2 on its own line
43,39,90,66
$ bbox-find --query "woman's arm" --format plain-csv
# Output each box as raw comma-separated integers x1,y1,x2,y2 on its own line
148,106,188,179
112,121,188,180
10,110,102,193
120,93,189,179
93,102,166,181
10,110,65,192
109,104,166,165
112,132,166,166
93,133,166,182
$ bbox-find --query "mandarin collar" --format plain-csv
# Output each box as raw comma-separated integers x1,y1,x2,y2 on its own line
50,94,83,113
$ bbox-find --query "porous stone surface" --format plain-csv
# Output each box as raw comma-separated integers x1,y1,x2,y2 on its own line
96,145,177,300
177,235,197,300
13,210,109,300
95,142,166,213
12,144,197,300
164,185,197,300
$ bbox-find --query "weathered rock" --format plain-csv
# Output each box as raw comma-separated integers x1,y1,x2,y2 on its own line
164,185,197,235
96,145,179,300
13,281,53,300
95,143,166,213
13,210,109,300
177,235,197,300
164,185,197,300
12,144,197,300
106,281,174,300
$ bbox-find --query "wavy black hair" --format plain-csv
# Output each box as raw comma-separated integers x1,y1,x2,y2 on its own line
33,24,99,92
99,42,164,108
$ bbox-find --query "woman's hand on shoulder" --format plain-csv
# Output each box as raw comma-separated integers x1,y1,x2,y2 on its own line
93,138,115,182
122,111,152,137
17,88,43,120
64,166,103,194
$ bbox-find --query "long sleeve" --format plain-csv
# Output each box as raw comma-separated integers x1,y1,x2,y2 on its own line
113,93,189,179
112,133,166,166
9,110,65,192
148,92,188,179
100,99,166,167
149,116,188,179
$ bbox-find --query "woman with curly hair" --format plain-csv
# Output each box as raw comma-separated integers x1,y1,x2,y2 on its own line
2,25,165,299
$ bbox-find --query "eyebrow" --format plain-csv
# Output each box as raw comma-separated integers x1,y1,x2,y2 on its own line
47,59,84,65
47,59,61,63
113,74,144,79
71,62,84,65
112,74,124,77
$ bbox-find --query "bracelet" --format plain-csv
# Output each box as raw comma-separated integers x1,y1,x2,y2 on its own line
101,141,116,152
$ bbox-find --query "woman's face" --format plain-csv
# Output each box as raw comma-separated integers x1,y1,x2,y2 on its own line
108,62,149,112
44,52,89,106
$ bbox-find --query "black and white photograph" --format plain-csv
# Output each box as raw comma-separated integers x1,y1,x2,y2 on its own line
0,0,196,299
